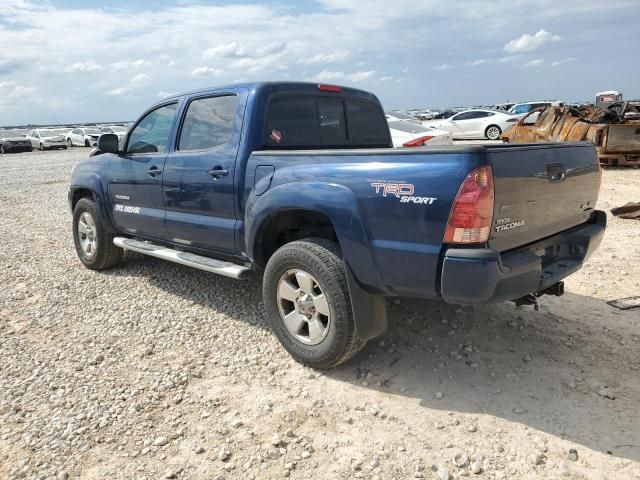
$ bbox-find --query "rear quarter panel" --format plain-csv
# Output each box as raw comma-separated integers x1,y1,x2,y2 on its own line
244,148,485,298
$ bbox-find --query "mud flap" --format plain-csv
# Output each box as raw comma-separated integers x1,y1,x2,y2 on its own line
345,263,387,340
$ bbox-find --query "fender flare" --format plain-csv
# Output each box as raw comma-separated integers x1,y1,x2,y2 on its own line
69,174,117,233
246,182,388,340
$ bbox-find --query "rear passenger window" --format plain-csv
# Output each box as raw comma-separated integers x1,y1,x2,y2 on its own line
179,95,238,151
346,100,390,146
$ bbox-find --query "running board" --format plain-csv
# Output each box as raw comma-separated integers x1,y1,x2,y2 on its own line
113,237,251,279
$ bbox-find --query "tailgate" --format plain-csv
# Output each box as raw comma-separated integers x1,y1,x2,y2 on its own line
486,143,600,252
604,124,640,153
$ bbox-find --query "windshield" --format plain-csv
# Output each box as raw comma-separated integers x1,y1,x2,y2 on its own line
83,128,100,134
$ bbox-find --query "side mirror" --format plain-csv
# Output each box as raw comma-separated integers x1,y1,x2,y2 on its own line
97,133,119,154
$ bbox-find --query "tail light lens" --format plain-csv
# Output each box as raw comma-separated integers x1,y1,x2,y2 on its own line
403,135,435,147
444,165,494,244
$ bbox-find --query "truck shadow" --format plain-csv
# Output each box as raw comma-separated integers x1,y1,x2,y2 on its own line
105,254,639,463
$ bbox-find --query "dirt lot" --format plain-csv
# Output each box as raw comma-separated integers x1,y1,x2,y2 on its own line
1,148,639,480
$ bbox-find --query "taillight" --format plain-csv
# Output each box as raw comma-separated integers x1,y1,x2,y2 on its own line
318,83,341,92
444,165,494,244
402,135,435,147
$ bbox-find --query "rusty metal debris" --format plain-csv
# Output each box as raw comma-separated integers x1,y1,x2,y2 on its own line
611,202,640,219
502,100,640,167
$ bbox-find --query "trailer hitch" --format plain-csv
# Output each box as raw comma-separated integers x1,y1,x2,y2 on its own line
514,281,565,311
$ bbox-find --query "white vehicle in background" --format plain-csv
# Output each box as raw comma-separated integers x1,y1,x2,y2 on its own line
387,118,452,147
386,112,422,125
26,129,68,151
507,101,558,117
66,127,101,147
99,125,128,148
427,109,516,140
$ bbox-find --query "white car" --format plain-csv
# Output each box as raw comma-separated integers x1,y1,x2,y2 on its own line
26,129,68,151
387,118,452,147
99,125,129,148
427,109,517,140
66,127,101,147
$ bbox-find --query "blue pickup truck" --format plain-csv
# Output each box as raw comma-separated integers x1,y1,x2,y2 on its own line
69,82,605,368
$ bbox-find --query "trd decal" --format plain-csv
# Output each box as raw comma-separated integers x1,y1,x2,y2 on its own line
114,204,141,214
370,182,437,205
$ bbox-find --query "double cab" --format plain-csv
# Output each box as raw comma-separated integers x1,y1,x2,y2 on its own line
69,82,605,368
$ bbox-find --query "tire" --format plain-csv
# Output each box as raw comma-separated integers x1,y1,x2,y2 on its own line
63,146,67,150
0,145,4,154
263,238,366,369
72,197,123,270
84,139,90,147
485,125,502,140
28,147,33,152
67,138,72,147
39,143,44,151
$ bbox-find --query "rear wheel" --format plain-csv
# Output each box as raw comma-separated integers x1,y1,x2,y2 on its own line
263,238,365,369
72,197,123,270
39,143,44,151
84,139,90,147
485,125,502,140
0,145,4,154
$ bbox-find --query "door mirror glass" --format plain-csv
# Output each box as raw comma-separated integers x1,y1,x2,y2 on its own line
97,133,119,154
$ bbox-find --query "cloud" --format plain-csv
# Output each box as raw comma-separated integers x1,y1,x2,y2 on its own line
434,64,452,71
551,57,579,66
468,59,489,66
379,75,394,81
345,70,375,82
311,70,345,81
504,29,561,53
105,73,150,96
300,52,349,65
111,60,152,71
191,66,224,77
522,59,544,68
64,62,102,73
0,59,29,75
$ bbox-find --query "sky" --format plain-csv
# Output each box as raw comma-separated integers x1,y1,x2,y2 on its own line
0,0,639,125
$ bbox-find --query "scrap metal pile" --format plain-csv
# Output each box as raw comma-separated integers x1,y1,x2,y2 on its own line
502,100,640,167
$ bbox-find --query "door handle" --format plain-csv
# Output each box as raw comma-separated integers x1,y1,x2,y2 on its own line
148,166,162,177
208,167,229,179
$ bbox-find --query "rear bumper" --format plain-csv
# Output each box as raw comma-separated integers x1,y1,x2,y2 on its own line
440,210,606,305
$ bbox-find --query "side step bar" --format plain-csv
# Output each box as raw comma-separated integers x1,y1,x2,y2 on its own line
113,237,251,279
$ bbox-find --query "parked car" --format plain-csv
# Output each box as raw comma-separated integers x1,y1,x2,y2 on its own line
508,101,558,116
0,132,33,154
430,110,456,120
99,125,129,148
427,109,516,140
26,129,68,150
70,81,604,369
493,103,515,112
387,118,452,147
66,127,101,147
385,112,422,125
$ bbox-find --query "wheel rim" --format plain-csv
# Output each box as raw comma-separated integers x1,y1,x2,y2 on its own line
487,127,500,139
77,212,97,257
277,269,331,345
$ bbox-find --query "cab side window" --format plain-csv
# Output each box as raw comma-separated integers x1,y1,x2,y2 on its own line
178,95,238,151
127,103,178,155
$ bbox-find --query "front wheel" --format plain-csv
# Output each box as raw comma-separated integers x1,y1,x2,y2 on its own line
0,145,4,154
67,138,72,147
485,125,502,140
39,143,45,151
72,198,123,270
263,238,365,369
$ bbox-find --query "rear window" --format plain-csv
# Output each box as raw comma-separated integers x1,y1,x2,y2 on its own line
264,95,390,149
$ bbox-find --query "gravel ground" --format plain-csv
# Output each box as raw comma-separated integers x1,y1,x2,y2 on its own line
1,148,639,480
